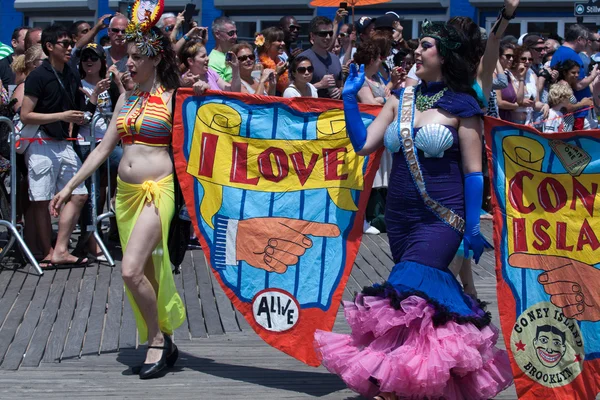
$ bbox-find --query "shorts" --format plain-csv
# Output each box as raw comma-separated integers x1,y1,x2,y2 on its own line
25,132,88,201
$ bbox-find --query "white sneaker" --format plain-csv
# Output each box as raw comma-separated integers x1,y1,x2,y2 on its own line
363,221,380,235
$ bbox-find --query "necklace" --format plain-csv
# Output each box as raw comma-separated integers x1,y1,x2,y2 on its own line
416,86,448,112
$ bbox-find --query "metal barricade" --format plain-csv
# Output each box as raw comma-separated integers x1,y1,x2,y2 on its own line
88,112,116,267
0,117,43,275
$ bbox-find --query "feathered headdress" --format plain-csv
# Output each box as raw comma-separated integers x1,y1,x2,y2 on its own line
420,20,461,57
125,0,165,57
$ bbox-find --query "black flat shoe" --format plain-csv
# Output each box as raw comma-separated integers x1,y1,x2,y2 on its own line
132,335,178,375
139,343,169,380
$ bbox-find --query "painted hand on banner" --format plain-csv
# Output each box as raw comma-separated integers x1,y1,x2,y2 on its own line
509,253,600,322
236,217,341,274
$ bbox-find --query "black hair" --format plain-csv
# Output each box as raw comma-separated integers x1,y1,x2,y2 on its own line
258,26,285,55
421,22,479,101
555,59,581,81
12,26,28,42
309,16,332,33
41,25,71,56
565,24,589,43
288,55,312,81
447,16,483,78
393,48,413,68
99,35,110,47
178,39,205,69
500,42,515,57
126,27,180,90
78,48,107,80
535,325,566,344
70,20,88,38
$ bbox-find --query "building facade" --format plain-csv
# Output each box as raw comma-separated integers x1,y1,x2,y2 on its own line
1,0,599,48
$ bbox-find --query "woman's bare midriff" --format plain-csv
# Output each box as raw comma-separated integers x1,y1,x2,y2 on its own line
118,143,173,184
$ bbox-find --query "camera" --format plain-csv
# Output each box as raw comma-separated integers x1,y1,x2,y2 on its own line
589,58,599,74
83,111,93,125
539,68,553,81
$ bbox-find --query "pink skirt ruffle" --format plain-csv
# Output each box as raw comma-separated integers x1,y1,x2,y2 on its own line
314,294,513,399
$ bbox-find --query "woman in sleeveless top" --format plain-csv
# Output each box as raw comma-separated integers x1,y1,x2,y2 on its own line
50,24,185,380
314,21,512,400
232,42,276,96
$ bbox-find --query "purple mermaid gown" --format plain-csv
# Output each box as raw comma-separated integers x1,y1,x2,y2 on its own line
314,83,513,399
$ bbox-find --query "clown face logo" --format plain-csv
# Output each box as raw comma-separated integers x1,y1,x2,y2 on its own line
534,325,566,368
511,302,584,388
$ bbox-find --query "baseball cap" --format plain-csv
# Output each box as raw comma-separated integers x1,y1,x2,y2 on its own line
374,14,399,30
80,43,106,59
355,16,375,34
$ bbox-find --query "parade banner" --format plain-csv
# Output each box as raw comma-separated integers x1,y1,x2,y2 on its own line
173,90,382,366
485,118,600,399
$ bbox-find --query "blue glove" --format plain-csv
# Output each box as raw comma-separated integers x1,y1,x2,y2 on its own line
462,172,492,263
342,63,367,152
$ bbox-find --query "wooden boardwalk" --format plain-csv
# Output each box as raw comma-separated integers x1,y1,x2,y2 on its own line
0,222,518,399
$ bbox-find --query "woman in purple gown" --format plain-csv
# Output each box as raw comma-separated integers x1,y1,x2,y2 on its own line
314,21,513,400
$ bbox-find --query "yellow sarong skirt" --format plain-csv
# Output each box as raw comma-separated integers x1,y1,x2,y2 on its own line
116,174,186,343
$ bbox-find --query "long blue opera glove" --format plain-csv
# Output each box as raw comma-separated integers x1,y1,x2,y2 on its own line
343,64,367,152
462,172,491,263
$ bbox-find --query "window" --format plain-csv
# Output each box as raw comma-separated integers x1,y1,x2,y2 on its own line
565,22,598,35
504,23,521,39
399,20,413,41
236,21,257,42
527,22,558,39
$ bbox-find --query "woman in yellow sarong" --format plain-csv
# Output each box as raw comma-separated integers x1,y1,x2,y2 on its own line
50,10,186,379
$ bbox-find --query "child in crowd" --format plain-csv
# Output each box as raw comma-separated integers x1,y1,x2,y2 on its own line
544,82,573,133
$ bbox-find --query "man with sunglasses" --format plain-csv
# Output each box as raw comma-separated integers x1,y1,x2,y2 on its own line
550,24,599,130
523,34,546,75
68,14,113,72
105,15,129,73
20,25,100,268
279,15,302,63
208,17,238,82
298,16,343,99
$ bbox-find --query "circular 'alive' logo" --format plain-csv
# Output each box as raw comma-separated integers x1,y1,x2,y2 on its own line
511,302,584,388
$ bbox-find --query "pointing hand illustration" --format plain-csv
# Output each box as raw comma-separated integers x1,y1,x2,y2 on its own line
509,253,600,322
236,217,341,274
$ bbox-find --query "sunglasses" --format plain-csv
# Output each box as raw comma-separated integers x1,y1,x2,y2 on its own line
531,47,545,52
520,57,533,62
503,53,514,59
237,54,256,62
164,25,175,32
315,30,334,38
339,32,348,38
289,25,301,32
110,28,126,34
81,54,100,62
222,30,237,37
56,40,75,48
296,66,314,74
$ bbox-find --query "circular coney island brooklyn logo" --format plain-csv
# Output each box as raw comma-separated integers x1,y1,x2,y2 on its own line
511,302,584,388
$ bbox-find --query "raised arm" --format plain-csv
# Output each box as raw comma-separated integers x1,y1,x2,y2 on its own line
477,0,520,100
75,14,112,50
343,64,395,156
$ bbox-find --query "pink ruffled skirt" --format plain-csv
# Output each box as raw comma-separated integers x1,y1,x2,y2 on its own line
314,294,513,399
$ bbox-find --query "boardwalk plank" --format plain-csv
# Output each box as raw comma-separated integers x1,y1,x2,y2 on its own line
0,271,50,370
0,269,14,298
43,267,85,363
356,244,388,283
119,291,137,350
192,251,224,336
206,258,240,334
21,269,70,367
62,265,99,359
82,266,111,355
0,271,26,328
235,308,251,330
366,234,394,263
180,253,207,338
173,269,191,341
349,254,372,289
362,235,394,275
101,266,123,353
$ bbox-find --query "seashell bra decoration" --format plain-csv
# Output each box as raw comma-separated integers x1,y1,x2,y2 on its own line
414,124,454,158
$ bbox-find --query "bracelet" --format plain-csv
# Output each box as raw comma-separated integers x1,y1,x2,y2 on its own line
183,34,190,41
500,6,516,20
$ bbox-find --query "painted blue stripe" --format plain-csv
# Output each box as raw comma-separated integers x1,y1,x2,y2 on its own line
245,109,252,138
272,107,278,139
301,116,308,140
318,196,331,304
547,151,555,173
237,190,247,291
294,191,305,298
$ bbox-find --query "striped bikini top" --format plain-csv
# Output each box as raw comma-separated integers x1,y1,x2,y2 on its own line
116,85,172,146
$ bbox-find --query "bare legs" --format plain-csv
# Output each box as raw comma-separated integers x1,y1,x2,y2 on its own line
449,256,478,298
120,202,164,364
